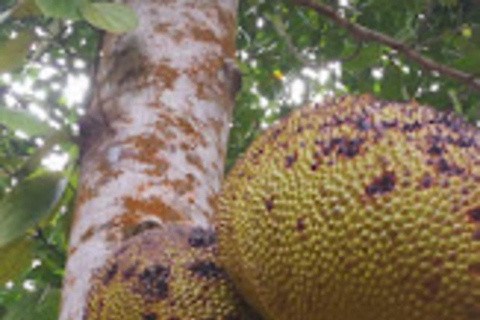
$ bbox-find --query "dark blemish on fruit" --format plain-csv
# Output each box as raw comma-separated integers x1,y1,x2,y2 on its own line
427,143,443,155
123,264,137,280
382,119,398,128
265,197,274,212
472,229,480,241
365,171,396,196
332,115,344,125
272,129,282,139
324,138,343,156
138,265,170,300
456,137,474,148
420,174,433,189
285,152,297,168
311,163,318,171
188,227,216,248
439,179,450,188
103,262,118,285
468,207,480,222
188,261,224,279
142,313,157,320
432,112,468,133
421,274,442,301
297,218,305,232
355,118,370,131
337,138,364,158
468,263,480,277
436,159,465,175
402,121,422,132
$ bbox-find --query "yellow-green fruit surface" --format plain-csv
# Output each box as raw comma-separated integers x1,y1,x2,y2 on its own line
85,224,261,320
217,95,480,320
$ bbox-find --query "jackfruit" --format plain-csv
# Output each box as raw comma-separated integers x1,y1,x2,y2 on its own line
216,95,480,320
85,224,261,320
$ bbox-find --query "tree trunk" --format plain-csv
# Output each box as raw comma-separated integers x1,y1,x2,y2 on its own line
59,1,238,319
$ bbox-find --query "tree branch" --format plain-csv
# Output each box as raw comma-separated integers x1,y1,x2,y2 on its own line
293,0,480,92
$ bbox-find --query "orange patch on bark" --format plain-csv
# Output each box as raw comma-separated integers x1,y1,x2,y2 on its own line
76,185,96,207
191,25,219,44
80,226,96,244
155,113,208,148
123,195,185,222
153,63,179,89
186,152,206,173
187,56,223,101
168,173,196,196
155,23,170,33
96,158,122,186
207,194,217,211
123,134,170,176
215,7,236,56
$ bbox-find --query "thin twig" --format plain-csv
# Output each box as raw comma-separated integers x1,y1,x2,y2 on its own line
34,227,66,261
293,0,480,92
266,13,318,69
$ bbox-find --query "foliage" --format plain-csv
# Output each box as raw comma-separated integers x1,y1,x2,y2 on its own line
0,0,478,318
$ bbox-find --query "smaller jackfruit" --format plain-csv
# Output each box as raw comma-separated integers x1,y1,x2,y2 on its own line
85,223,261,320
216,95,480,320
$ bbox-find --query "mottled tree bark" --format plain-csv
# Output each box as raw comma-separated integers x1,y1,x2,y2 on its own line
59,1,238,319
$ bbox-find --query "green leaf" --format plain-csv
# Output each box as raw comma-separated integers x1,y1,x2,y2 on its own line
0,171,66,246
0,237,32,284
438,0,457,7
16,130,73,178
79,2,137,34
343,45,383,72
0,32,33,73
380,66,404,100
0,107,54,137
35,0,80,19
11,0,42,19
2,287,60,320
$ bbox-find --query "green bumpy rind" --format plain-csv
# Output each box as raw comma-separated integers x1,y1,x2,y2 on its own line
85,224,261,320
217,95,480,320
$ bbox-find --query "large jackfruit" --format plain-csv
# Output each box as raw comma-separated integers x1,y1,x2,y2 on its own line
216,95,480,320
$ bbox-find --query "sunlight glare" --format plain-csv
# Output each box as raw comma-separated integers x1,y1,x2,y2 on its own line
41,153,69,171
259,96,268,108
64,74,90,106
1,73,12,83
256,18,265,29
430,83,440,92
39,66,57,80
14,131,29,140
28,103,48,121
23,280,36,292
372,68,384,79
4,94,16,107
290,78,305,104
74,59,86,69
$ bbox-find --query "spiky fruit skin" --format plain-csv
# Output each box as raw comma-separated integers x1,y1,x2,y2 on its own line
216,95,480,320
85,224,261,320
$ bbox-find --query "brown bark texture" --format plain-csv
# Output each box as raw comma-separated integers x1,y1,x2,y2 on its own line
59,1,239,319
